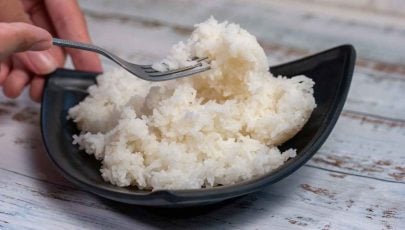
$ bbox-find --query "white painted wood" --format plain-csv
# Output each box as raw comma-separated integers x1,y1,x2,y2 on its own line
0,0,404,229
344,70,405,120
311,111,405,183
79,0,405,65
0,163,403,230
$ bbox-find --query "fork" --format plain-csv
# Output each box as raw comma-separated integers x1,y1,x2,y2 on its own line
52,38,210,81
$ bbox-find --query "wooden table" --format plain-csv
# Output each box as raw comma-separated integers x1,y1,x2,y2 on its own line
0,0,404,229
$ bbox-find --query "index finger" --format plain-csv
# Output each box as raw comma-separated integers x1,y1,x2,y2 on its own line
0,22,52,60
45,0,102,72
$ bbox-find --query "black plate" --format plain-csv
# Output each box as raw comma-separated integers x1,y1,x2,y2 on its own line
41,45,356,207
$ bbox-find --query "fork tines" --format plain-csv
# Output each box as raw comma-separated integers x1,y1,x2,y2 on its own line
142,57,210,76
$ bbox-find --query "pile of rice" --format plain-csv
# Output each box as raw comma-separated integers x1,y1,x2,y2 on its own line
68,17,316,190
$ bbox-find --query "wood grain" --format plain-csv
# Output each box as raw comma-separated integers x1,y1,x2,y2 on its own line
0,0,404,229
79,0,405,65
0,163,403,230
311,111,405,183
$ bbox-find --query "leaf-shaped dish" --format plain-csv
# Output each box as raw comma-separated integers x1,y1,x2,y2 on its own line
41,45,356,207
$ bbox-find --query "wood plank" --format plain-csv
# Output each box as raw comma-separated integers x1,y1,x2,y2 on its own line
0,93,71,186
310,111,405,183
0,164,403,229
79,0,405,76
241,0,405,18
78,0,405,66
344,70,405,120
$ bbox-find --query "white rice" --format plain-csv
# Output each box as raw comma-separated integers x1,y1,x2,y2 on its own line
68,17,316,190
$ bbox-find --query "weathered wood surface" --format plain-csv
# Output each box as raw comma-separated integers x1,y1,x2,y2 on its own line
0,0,404,229
0,159,403,230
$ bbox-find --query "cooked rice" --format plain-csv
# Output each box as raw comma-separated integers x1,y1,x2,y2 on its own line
68,17,316,190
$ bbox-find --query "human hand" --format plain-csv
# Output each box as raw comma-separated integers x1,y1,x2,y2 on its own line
0,23,54,95
0,0,102,102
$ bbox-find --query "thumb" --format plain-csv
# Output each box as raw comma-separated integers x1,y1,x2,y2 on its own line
0,22,52,60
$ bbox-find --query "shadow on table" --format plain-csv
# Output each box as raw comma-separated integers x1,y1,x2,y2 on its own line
97,183,297,229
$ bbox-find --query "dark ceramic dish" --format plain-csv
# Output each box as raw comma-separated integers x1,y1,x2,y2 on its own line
41,45,356,207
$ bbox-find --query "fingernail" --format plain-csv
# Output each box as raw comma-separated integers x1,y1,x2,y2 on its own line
30,39,52,51
25,51,57,74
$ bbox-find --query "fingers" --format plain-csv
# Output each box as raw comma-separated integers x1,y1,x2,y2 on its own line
0,22,53,60
15,51,58,75
17,3,65,75
45,0,102,72
29,76,45,102
2,60,31,98
0,60,11,86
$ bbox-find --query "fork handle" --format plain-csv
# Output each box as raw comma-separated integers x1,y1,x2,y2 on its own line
53,38,124,64
52,38,102,53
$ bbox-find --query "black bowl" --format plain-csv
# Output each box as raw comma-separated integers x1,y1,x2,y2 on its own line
41,45,356,207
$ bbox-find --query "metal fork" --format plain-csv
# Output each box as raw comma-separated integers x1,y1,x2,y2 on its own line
52,38,210,81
